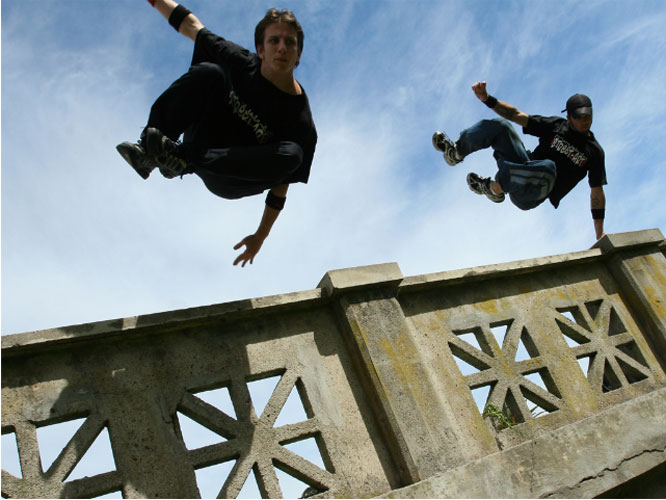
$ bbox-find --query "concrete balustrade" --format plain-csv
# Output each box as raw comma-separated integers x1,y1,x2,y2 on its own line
2,229,665,498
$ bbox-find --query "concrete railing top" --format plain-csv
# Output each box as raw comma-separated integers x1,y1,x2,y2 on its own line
3,228,663,355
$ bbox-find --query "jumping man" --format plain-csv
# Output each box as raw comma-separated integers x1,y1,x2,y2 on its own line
117,0,317,266
433,81,606,241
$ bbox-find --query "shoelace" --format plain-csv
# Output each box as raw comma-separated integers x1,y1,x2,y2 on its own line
157,152,187,178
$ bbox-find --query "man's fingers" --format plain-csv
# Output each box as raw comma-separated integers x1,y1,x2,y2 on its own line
232,235,259,267
234,255,249,267
233,250,255,267
238,254,252,267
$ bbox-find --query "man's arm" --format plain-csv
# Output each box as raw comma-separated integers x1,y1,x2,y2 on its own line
591,186,606,240
151,0,204,41
233,185,289,267
472,81,529,128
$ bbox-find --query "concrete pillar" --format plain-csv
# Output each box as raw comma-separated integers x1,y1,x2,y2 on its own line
595,229,666,369
319,263,464,486
94,351,200,499
103,394,199,499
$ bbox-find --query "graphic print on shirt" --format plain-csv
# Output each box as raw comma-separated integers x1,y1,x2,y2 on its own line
550,135,587,167
228,90,274,144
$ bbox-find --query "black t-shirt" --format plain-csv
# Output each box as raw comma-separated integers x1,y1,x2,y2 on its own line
189,28,317,185
523,115,606,208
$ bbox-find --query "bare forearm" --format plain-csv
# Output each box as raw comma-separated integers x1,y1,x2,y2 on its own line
256,185,288,239
593,219,605,240
491,100,529,127
472,82,528,127
591,187,606,240
152,0,203,41
153,0,178,19
256,206,281,240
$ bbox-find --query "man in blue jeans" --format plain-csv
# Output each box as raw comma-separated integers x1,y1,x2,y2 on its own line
116,0,317,266
433,81,607,240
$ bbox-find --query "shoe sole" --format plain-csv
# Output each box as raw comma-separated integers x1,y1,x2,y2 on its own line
466,173,504,203
116,143,151,180
432,131,460,166
432,131,446,151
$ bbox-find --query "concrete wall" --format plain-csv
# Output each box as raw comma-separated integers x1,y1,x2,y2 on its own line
2,229,665,498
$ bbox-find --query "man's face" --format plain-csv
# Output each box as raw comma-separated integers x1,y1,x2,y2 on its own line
568,111,593,134
257,22,301,75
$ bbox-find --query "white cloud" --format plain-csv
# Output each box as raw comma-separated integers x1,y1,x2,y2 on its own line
3,0,665,335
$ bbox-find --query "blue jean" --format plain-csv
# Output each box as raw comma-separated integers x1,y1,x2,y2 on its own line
456,118,556,210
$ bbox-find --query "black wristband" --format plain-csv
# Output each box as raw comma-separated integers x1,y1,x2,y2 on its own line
168,4,191,32
591,208,605,220
266,191,286,210
484,95,498,108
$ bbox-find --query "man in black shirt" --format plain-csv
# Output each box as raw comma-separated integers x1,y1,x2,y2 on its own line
117,0,317,266
433,81,606,241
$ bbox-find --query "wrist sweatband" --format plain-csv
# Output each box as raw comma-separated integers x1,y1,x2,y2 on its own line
591,208,605,220
147,0,156,6
266,191,286,211
484,95,498,108
169,4,191,31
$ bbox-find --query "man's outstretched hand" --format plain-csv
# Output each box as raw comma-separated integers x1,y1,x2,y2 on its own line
233,185,286,267
233,233,266,267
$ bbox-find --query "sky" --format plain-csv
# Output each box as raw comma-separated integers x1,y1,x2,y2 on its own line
2,0,666,497
3,0,666,336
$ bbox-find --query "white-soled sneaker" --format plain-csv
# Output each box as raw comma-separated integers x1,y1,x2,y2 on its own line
432,131,463,166
466,172,505,203
144,127,191,179
116,140,157,179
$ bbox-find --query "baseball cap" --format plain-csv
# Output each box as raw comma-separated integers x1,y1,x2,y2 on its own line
562,94,592,117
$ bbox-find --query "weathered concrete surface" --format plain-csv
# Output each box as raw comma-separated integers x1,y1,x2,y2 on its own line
2,300,397,498
321,264,471,485
1,289,325,355
318,262,403,297
379,387,666,498
594,229,666,371
2,229,665,499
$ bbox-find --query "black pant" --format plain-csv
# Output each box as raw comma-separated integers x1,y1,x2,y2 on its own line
147,62,303,199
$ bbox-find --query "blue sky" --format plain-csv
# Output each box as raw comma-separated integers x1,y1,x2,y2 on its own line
2,0,666,497
2,0,665,335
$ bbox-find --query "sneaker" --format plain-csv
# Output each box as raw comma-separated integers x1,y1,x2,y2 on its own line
116,140,156,179
466,172,505,203
143,127,191,179
432,131,463,166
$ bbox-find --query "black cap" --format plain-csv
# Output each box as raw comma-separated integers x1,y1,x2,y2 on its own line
562,94,592,117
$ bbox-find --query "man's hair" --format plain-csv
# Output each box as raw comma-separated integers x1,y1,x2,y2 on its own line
254,8,304,56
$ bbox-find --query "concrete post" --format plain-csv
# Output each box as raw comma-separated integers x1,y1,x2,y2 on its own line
595,229,666,368
319,263,464,485
102,390,200,499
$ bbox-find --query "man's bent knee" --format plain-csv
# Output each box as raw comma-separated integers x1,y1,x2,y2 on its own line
190,61,225,76
187,62,231,87
509,194,547,211
485,118,518,135
275,141,303,174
